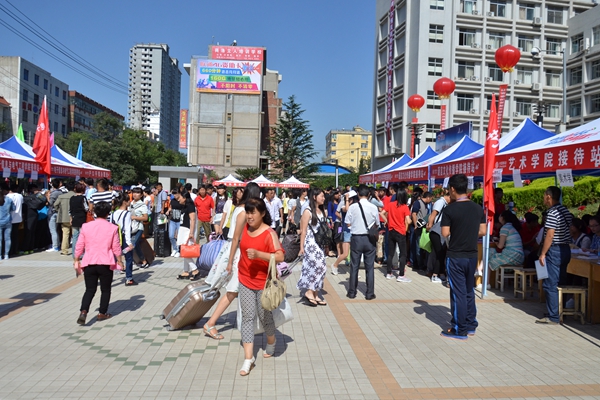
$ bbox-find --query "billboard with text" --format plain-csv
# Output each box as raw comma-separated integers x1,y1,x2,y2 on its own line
196,59,262,95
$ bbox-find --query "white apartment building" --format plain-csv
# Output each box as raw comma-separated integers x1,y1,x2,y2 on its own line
372,0,596,170
127,43,181,151
0,56,69,144
566,6,600,126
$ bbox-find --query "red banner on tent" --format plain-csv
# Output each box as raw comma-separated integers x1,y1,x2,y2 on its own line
497,84,508,131
484,94,500,229
440,105,447,130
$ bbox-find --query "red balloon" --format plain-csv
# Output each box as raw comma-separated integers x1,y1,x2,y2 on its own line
407,94,425,112
433,77,455,99
495,45,521,73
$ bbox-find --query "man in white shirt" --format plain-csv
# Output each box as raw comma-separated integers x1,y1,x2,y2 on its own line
7,184,23,256
344,185,380,300
264,188,284,236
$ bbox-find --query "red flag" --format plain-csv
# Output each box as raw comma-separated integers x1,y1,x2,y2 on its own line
33,96,51,176
49,133,54,148
483,94,500,231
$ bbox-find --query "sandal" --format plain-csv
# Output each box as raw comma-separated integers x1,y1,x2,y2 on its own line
177,273,190,280
190,272,201,281
316,299,327,306
304,296,318,307
264,339,276,358
203,324,224,340
239,357,255,376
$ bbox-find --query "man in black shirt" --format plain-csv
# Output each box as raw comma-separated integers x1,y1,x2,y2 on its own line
441,174,486,340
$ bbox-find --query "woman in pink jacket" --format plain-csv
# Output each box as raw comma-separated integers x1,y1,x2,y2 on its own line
74,201,124,325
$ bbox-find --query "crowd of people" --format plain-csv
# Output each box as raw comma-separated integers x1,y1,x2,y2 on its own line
6,174,591,373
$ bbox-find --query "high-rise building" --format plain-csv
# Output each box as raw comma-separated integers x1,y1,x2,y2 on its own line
566,6,600,127
372,0,595,170
127,43,181,151
325,126,372,170
184,45,282,177
68,91,124,137
0,56,69,144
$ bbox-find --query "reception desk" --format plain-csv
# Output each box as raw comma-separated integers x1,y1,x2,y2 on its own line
567,254,600,323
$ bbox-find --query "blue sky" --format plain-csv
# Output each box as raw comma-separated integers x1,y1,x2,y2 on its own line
0,0,375,159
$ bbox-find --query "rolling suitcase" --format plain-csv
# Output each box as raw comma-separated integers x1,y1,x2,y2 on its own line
154,224,171,257
160,272,231,331
133,237,156,265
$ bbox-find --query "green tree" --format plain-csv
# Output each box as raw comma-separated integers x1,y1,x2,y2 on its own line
358,156,371,175
234,167,267,181
267,95,318,180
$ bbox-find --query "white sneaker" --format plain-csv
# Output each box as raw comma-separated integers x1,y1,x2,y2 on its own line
170,250,177,257
397,276,412,283
2,255,7,260
174,252,180,258
331,267,339,275
565,298,575,309
385,273,395,280
431,276,442,283
46,248,58,252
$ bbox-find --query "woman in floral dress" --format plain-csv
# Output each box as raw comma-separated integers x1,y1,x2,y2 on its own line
297,188,328,306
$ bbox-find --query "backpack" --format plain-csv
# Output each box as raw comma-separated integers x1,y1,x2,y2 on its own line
310,211,331,249
110,210,130,247
282,234,301,262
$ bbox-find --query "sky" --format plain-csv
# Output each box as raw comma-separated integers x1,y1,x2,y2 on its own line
0,0,376,160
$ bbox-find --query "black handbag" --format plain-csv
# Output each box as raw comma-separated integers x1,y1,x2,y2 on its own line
358,202,379,247
312,217,332,248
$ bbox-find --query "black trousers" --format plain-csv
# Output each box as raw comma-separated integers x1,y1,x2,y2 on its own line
10,222,20,255
387,229,407,276
429,231,446,275
23,216,37,252
348,235,376,298
80,264,113,315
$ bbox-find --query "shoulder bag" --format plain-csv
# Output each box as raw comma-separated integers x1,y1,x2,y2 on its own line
358,202,379,247
261,254,287,311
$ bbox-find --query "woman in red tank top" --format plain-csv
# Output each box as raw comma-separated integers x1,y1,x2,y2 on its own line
237,198,284,376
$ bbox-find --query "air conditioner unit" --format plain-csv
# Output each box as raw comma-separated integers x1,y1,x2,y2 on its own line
485,110,490,115
472,10,479,15
470,109,477,114
532,17,542,26
531,82,541,91
513,112,520,117
470,76,478,81
486,44,493,50
471,43,480,48
514,79,521,85
487,11,495,17
485,77,492,82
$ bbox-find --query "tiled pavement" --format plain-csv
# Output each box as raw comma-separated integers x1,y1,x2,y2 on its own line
1,249,600,399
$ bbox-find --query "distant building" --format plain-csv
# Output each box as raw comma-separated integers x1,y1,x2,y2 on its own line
184,45,283,177
68,91,124,137
0,56,69,144
325,126,372,170
566,7,600,127
127,43,181,151
0,96,11,141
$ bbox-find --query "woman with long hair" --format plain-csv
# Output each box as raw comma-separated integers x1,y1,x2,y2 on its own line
174,189,200,280
426,190,451,283
381,188,412,282
297,188,328,306
331,189,355,274
69,183,88,258
111,192,137,285
237,197,284,376
217,187,244,238
0,188,15,260
203,183,261,340
488,210,524,271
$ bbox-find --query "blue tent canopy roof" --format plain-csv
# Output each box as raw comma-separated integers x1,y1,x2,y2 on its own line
378,154,412,172
404,146,438,167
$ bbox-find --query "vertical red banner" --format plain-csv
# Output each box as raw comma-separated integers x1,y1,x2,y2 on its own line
385,0,395,147
440,104,447,130
497,84,508,132
179,109,188,149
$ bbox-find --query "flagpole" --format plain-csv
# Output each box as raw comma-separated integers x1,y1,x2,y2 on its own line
482,208,490,297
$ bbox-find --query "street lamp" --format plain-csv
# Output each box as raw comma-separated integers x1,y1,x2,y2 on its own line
531,46,567,131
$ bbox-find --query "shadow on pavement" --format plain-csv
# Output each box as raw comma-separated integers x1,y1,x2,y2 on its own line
0,292,60,319
109,295,146,315
413,299,451,330
0,275,14,280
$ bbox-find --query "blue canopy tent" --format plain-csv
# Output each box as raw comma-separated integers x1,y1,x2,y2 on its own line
372,146,438,183
360,154,412,184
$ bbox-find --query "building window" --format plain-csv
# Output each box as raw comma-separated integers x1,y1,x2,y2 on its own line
458,61,475,78
361,143,368,148
457,94,474,111
517,35,534,53
34,113,39,124
593,26,600,47
516,98,532,115
361,135,368,140
22,110,28,122
330,151,336,156
361,151,368,157
428,58,443,76
488,32,505,49
489,64,503,81
350,159,355,163
54,87,59,97
43,79,48,90
62,107,66,117
518,3,535,20
547,104,560,118
54,122,58,132
34,74,39,86
331,134,337,139
22,89,28,102
592,60,600,80
571,33,584,53
429,25,444,43
63,90,67,100
427,91,441,110
489,0,506,17
547,6,563,24
570,100,581,117
350,142,355,146
225,155,231,164
54,104,59,115
33,94,39,106
461,0,477,13
545,70,561,87
546,38,562,55
430,0,444,10
570,66,582,84
592,94,600,114
516,67,533,84
458,29,476,46
425,124,440,143
226,134,231,143
61,124,66,135
331,142,336,147
23,69,29,81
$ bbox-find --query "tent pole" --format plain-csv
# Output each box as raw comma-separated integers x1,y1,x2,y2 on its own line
482,218,491,298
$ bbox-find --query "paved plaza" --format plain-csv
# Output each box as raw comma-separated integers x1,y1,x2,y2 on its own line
1,248,600,400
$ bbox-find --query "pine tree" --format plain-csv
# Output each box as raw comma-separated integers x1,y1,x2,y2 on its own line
267,95,317,179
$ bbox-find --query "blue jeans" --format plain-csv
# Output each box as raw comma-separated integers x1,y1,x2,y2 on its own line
48,213,59,249
446,257,478,336
132,230,144,261
1,223,12,257
543,244,571,322
168,220,180,252
410,226,423,269
71,227,80,258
